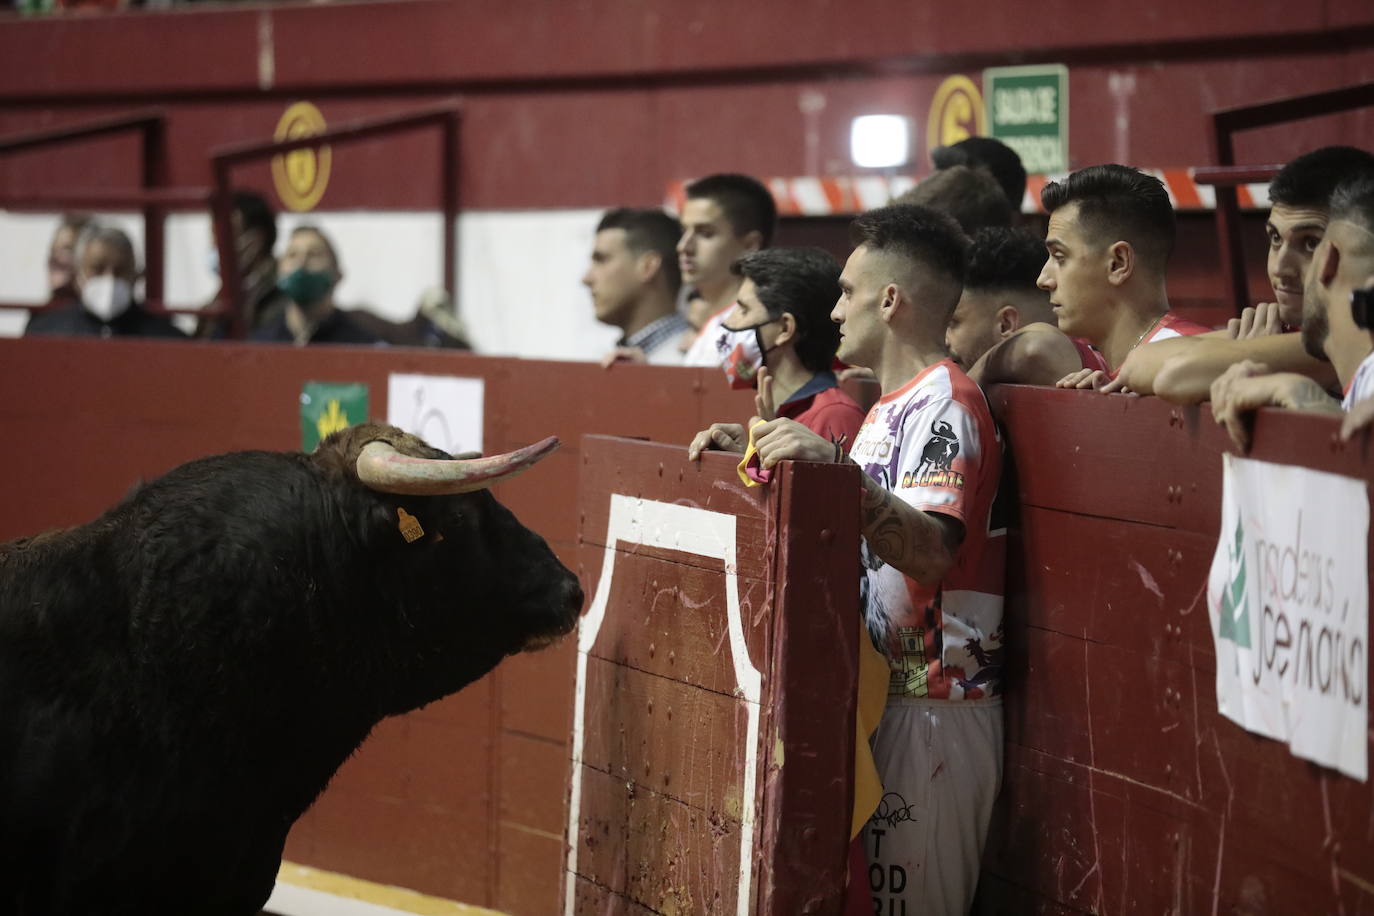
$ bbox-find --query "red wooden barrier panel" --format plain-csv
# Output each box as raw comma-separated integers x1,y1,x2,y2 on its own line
567,435,859,915
981,385,1374,915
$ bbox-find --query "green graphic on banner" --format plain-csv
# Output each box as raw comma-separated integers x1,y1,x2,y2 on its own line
300,381,369,452
984,64,1069,175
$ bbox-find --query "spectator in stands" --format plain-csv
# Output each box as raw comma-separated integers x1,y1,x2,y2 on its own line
45,213,92,309
931,135,1027,216
946,226,1087,385
1040,164,1210,389
678,174,778,366
25,223,184,339
894,164,1013,235
1211,175,1374,449
745,204,1003,916
687,247,865,456
251,225,380,346
584,208,686,366
197,190,290,339
1110,146,1374,400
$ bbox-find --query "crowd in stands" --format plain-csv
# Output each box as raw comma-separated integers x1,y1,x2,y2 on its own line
19,133,1374,915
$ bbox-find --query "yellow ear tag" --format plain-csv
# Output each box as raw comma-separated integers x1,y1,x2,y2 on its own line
397,507,425,543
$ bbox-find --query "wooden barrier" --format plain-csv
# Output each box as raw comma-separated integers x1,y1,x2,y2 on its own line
2,337,1372,915
981,386,1374,915
567,435,859,915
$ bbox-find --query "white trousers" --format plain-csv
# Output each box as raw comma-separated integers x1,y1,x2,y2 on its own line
858,699,1004,916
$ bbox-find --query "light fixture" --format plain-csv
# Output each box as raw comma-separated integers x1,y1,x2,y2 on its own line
850,115,911,169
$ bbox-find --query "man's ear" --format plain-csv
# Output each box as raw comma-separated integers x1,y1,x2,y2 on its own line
1106,241,1135,286
740,230,764,253
1318,241,1340,287
637,250,663,283
996,304,1020,338
880,283,903,324
774,312,797,348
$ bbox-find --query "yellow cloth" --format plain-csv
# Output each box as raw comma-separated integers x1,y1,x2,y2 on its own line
852,623,889,837
736,419,768,487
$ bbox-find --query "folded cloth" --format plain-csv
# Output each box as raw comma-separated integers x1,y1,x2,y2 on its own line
736,420,772,487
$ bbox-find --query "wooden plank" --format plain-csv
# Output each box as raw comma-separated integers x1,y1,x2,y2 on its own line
577,542,771,697
581,655,752,821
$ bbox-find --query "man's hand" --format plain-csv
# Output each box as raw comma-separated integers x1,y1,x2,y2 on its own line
1057,368,1114,390
1341,396,1374,441
1210,360,1339,451
1226,302,1285,340
601,346,647,368
754,366,778,422
750,417,836,468
687,423,748,460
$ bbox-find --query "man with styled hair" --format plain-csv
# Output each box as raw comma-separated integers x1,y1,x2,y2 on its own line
1112,145,1374,401
1212,175,1374,447
584,207,688,365
1035,164,1209,390
747,204,1004,916
678,173,778,365
946,226,1089,385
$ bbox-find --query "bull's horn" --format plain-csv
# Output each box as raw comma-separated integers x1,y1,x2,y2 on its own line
355,436,560,495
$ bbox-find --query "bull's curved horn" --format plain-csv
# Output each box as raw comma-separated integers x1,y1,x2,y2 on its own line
356,436,560,496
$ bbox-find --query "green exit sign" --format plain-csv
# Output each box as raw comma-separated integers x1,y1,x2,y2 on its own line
984,64,1069,175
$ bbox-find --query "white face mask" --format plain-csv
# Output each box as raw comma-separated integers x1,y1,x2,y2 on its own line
81,274,134,323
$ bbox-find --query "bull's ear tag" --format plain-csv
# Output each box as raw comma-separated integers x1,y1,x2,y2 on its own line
397,507,425,544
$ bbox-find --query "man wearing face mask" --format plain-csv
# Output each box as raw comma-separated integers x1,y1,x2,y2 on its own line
251,225,381,346
25,224,185,339
687,247,865,458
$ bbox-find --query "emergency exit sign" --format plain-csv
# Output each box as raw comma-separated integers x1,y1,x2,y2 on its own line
984,64,1069,175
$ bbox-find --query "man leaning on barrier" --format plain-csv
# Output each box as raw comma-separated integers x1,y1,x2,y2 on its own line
747,204,1005,916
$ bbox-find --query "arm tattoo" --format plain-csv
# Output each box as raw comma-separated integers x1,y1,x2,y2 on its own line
854,466,960,585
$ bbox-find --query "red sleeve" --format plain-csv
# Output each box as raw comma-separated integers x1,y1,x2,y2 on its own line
806,400,866,453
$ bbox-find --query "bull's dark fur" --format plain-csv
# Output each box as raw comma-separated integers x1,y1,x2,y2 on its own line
0,424,581,915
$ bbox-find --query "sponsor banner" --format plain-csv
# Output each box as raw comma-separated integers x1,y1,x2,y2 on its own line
1207,455,1369,781
300,380,368,452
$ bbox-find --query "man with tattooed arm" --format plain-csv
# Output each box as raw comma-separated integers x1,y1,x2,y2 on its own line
747,204,1004,916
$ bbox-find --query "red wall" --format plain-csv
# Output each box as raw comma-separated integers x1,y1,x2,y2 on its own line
0,1,1371,210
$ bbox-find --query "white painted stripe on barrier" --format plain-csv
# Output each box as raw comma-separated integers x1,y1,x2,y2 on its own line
789,177,832,216
563,494,759,916
266,884,428,916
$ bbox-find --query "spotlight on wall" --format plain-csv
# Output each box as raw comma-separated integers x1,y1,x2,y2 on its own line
850,115,911,169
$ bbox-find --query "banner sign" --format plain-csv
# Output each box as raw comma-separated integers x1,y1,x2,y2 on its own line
300,381,368,452
1207,455,1369,781
983,63,1068,175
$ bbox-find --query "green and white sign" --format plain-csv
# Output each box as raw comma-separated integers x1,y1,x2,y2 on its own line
984,64,1069,175
300,380,369,452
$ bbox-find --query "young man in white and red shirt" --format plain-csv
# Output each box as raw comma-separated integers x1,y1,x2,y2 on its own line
1029,164,1211,391
749,204,1003,916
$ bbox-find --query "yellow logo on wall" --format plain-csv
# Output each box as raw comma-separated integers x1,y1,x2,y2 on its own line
926,75,987,157
272,102,332,212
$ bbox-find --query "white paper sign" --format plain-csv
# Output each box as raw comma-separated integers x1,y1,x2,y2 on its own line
386,373,484,456
1207,455,1369,781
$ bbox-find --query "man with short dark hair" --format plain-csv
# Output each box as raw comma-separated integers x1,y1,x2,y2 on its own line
251,224,380,346
26,224,185,339
1038,164,1209,388
584,207,687,365
678,173,778,365
687,247,864,454
1212,175,1374,448
748,204,1004,916
931,136,1027,215
198,190,291,339
895,165,1013,235
946,226,1088,385
1116,146,1374,401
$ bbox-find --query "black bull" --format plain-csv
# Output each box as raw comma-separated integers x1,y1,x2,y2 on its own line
0,423,583,915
